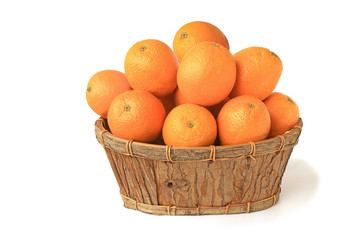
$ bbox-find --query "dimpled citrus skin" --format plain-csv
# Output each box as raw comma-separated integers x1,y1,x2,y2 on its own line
173,21,229,62
124,39,178,97
264,92,300,138
107,90,166,143
230,47,283,100
174,88,229,118
86,70,131,118
162,104,217,147
177,41,236,106
217,95,271,145
173,87,194,106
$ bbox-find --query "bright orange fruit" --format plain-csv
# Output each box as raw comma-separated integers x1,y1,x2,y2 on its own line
177,41,236,106
124,39,178,97
173,87,194,106
217,95,271,145
173,21,229,62
162,104,217,147
107,90,166,143
263,92,300,138
174,88,229,118
230,47,283,100
86,70,131,118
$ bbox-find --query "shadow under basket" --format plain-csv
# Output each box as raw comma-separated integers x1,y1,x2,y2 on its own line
95,118,303,216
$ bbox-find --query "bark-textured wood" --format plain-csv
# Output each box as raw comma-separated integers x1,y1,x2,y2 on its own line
95,118,302,162
95,118,303,215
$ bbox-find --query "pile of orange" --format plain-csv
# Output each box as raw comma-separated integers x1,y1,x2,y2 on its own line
86,21,300,147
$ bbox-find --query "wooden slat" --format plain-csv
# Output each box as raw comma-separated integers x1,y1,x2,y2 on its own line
95,118,303,162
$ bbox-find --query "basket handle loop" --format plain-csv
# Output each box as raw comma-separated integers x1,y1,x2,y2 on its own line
165,145,174,163
225,203,231,215
99,129,109,147
248,142,256,161
209,145,216,162
247,202,251,213
125,140,134,156
278,135,285,151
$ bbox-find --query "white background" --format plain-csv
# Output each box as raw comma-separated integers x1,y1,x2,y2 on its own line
1,0,359,239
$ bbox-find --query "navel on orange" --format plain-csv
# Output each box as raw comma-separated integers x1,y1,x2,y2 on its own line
107,90,166,143
217,95,271,145
264,92,300,138
124,39,178,97
86,70,131,118
162,104,217,147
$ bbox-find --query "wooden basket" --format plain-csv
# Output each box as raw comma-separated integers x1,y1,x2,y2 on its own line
94,117,303,215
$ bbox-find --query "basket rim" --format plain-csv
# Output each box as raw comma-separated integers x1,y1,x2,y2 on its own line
95,117,303,162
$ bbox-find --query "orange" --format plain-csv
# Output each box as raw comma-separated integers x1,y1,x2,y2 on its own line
162,104,217,147
173,21,229,62
229,47,283,100
158,91,176,115
177,41,236,106
217,95,271,145
173,87,194,106
263,92,300,138
107,90,166,143
174,88,229,118
124,39,178,97
86,70,131,118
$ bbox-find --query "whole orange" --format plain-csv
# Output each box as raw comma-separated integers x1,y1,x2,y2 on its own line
229,47,283,100
86,70,131,118
173,21,229,62
107,90,166,143
264,92,300,138
177,41,236,106
124,39,178,97
174,88,229,118
162,104,217,147
217,95,271,145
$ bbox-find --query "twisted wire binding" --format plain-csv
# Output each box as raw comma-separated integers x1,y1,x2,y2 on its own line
209,145,216,162
99,129,109,147
165,145,174,163
278,135,285,151
96,118,302,163
120,187,280,215
225,204,230,215
248,142,256,161
126,140,134,156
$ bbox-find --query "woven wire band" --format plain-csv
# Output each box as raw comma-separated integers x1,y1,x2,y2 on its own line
120,187,281,216
97,118,297,163
99,138,288,163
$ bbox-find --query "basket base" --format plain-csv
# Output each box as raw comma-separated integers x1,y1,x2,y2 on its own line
120,188,281,216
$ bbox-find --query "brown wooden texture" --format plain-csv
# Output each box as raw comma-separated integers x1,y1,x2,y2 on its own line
120,188,281,215
94,118,302,215
95,119,302,162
